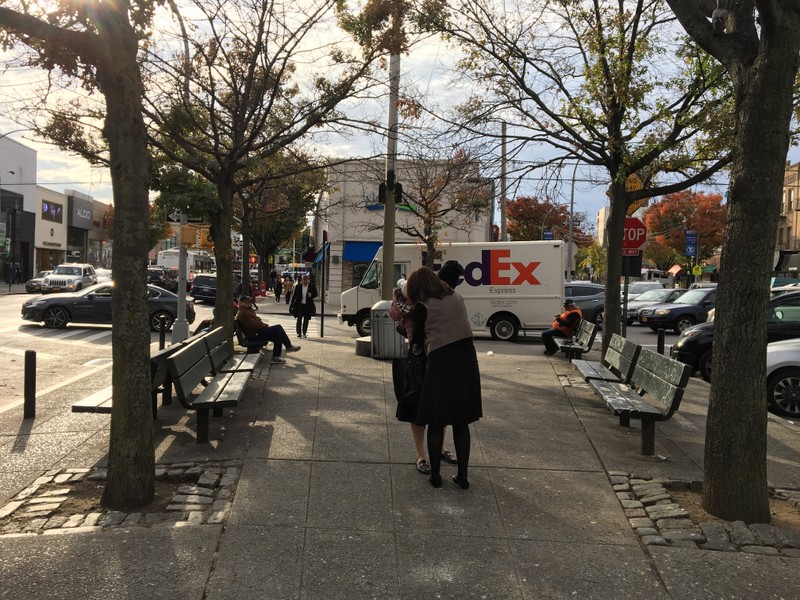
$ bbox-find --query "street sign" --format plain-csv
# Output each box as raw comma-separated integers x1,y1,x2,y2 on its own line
622,217,647,251
622,248,640,256
692,265,703,276
543,231,554,240
685,230,698,258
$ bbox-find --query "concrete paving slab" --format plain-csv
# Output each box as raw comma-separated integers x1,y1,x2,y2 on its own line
0,431,98,471
227,459,310,527
311,421,390,462
307,462,394,531
301,529,399,600
257,395,319,420
491,469,638,544
0,524,222,600
391,467,507,538
510,539,670,600
247,418,316,460
480,400,592,432
312,396,389,422
648,545,800,600
205,523,305,600
395,533,523,600
476,422,603,470
0,468,42,505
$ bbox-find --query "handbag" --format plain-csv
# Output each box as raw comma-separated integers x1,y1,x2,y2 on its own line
401,342,427,401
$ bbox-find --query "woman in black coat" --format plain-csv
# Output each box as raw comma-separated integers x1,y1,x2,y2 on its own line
289,274,318,338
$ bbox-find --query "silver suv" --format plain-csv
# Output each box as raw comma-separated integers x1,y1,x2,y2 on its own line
43,263,97,293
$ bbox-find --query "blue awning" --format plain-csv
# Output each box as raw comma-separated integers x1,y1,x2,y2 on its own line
313,242,330,264
342,241,381,263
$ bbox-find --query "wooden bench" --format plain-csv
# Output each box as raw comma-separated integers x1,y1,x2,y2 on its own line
168,328,253,443
555,319,598,360
204,326,261,373
588,347,691,455
572,333,641,384
234,319,270,354
71,332,210,416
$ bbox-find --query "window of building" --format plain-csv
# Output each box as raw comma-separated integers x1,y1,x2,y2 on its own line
789,189,795,211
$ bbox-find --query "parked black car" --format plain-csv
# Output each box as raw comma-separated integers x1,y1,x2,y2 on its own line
638,287,717,334
565,281,605,325
21,283,195,331
672,290,800,382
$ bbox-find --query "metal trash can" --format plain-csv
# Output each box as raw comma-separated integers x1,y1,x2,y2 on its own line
370,300,408,359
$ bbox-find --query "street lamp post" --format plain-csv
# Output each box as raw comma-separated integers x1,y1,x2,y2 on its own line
567,160,580,282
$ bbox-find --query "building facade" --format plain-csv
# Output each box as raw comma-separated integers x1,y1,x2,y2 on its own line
775,162,800,276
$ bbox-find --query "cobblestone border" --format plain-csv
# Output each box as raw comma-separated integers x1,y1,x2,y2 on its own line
611,471,800,556
0,461,241,535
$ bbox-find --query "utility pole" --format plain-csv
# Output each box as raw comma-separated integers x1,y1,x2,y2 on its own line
567,159,580,282
171,212,190,342
500,122,507,242
380,14,401,301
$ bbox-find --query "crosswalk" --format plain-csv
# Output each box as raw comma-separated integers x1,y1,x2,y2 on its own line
1,314,322,349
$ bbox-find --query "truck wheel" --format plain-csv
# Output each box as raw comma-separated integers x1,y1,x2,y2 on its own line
355,311,371,337
490,314,519,341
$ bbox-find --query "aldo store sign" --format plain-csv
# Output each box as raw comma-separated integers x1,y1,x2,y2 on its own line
69,196,94,229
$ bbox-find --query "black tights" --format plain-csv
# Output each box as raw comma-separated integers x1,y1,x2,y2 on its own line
427,424,470,483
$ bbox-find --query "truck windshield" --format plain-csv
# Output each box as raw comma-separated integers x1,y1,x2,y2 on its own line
360,261,378,289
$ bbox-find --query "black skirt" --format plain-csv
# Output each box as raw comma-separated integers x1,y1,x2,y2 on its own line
416,338,482,427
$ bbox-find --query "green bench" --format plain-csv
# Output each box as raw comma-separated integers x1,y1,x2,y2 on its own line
572,333,641,384
587,347,691,455
168,327,257,443
554,319,598,360
71,331,210,416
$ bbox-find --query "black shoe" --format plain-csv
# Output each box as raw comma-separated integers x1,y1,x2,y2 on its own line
429,474,442,488
543,350,556,356
452,476,469,490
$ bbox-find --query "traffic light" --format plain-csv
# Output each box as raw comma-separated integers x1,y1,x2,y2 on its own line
394,182,403,203
378,182,387,204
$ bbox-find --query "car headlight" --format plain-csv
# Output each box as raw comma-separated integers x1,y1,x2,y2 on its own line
25,299,48,307
654,308,672,316
674,329,702,347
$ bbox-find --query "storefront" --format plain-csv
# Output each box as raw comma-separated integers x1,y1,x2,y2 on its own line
66,192,93,263
34,187,68,272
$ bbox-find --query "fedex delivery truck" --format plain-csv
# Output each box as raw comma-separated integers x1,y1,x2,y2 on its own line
338,241,565,340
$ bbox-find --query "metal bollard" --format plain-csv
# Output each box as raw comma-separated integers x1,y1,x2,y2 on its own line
24,350,36,419
657,329,666,355
159,316,167,350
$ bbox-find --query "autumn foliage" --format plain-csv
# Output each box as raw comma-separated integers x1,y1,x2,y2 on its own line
644,191,726,267
506,196,592,245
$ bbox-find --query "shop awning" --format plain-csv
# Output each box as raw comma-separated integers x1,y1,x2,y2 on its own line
702,265,717,273
668,264,683,276
313,242,330,264
342,241,381,263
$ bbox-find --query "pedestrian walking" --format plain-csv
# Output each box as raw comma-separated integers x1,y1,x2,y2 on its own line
289,274,317,338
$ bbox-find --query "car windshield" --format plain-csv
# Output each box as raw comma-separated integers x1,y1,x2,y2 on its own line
673,289,709,305
628,282,659,294
35,271,49,278
53,266,81,276
635,289,672,302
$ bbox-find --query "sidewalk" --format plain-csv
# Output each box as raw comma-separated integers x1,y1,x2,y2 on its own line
0,331,799,598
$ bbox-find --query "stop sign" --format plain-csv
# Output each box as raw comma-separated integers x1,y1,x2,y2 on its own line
623,217,647,250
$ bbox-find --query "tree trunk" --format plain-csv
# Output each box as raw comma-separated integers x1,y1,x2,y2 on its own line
703,36,800,523
212,182,236,338
601,182,626,352
97,14,154,509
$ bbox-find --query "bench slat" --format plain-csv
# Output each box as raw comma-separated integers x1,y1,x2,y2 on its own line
71,385,114,413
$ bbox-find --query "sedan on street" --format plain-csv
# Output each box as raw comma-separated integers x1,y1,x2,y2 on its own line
21,283,195,331
638,287,717,333
624,288,685,324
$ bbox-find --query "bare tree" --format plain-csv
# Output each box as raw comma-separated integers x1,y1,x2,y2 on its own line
143,0,383,336
667,0,800,522
414,0,733,352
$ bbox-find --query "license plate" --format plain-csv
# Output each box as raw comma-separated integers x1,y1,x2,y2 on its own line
52,287,61,292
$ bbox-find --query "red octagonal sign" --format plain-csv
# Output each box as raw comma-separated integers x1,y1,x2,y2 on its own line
623,217,647,250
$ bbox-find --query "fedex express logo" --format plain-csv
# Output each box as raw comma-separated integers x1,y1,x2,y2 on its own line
437,249,541,287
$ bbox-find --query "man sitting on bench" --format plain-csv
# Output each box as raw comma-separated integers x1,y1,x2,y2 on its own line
235,296,301,364
541,298,582,356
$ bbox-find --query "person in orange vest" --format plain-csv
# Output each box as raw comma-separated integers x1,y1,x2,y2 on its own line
541,298,583,356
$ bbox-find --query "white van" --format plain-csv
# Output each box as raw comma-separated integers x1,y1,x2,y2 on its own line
338,241,565,340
